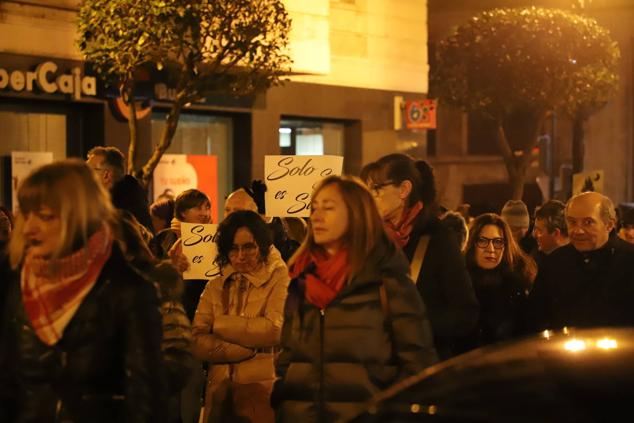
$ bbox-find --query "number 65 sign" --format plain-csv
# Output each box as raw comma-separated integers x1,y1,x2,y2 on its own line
264,155,344,217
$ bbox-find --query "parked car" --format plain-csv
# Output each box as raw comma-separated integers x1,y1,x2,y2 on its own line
353,328,634,423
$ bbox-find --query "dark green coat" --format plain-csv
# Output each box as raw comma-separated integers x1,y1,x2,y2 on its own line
273,237,437,423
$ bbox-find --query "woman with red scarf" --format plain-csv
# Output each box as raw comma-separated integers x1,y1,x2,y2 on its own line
272,176,437,423
1,160,164,422
361,154,479,360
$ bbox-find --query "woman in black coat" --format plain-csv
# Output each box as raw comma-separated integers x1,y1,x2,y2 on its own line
362,154,479,360
1,160,164,422
273,176,437,423
462,213,537,350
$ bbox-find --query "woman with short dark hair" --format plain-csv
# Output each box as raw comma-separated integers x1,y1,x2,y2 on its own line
192,210,289,423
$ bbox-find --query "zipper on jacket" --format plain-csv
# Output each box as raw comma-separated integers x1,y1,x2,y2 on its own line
319,308,325,423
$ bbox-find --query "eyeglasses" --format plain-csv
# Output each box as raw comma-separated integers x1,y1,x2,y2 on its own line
369,180,395,196
229,242,259,256
476,236,505,250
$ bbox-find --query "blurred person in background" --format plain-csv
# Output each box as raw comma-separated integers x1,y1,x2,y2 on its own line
501,199,537,254
532,200,569,267
192,210,289,423
272,176,437,422
617,203,634,244
0,206,13,255
150,198,175,234
86,146,153,233
461,213,536,350
441,210,469,252
1,159,163,422
361,154,478,360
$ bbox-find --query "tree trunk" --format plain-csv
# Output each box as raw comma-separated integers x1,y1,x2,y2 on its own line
572,115,586,174
121,82,139,176
496,112,546,200
139,98,185,189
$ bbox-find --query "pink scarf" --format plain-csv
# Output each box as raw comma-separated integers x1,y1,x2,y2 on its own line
21,226,113,345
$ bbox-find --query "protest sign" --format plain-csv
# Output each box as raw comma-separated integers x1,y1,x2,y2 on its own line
181,223,220,280
264,155,344,217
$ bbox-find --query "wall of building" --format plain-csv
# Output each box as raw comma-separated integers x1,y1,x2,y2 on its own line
0,0,431,193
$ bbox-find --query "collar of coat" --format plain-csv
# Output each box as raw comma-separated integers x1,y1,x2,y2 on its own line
219,245,286,288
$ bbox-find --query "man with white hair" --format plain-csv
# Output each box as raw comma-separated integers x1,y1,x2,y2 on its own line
527,191,634,331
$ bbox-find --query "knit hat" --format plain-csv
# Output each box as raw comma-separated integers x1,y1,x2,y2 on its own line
501,200,530,229
618,203,634,227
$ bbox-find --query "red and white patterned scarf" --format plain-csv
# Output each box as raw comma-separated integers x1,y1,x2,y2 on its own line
20,225,113,346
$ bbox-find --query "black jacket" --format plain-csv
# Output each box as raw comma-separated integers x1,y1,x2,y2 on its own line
273,236,438,423
527,236,634,331
111,175,153,234
462,267,531,350
403,212,479,359
2,245,165,423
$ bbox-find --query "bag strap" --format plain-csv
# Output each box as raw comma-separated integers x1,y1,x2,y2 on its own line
410,235,430,284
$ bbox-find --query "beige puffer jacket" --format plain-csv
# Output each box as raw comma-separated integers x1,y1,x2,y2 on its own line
192,246,290,422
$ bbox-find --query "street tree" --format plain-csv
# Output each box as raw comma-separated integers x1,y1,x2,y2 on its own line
433,6,619,199
78,0,292,189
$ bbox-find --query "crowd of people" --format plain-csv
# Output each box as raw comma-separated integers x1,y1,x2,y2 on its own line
1,146,634,422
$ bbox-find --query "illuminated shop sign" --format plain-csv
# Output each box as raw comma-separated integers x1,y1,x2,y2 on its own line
0,61,97,100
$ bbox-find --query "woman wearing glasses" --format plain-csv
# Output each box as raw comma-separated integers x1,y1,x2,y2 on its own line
192,210,289,423
462,213,537,350
361,154,479,360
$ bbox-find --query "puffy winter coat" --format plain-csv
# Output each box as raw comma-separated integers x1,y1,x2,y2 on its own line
272,237,438,423
192,247,290,422
2,245,165,423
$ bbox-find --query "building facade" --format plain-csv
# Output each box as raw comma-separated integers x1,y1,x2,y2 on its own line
0,0,430,215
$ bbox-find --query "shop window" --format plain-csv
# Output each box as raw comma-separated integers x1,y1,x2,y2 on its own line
0,110,66,160
151,112,233,222
279,120,344,156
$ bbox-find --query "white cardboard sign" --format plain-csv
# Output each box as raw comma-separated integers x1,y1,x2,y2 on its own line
180,223,221,280
264,155,344,217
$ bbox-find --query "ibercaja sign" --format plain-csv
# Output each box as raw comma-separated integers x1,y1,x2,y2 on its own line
0,60,97,100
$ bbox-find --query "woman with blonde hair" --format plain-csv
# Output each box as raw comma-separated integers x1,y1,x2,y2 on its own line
272,175,437,423
462,213,537,350
1,159,164,422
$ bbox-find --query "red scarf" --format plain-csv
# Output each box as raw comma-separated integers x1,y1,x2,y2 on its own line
384,201,423,247
21,226,113,346
290,248,350,309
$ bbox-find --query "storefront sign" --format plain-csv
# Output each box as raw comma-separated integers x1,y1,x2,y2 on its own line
11,151,54,213
572,169,604,196
153,154,219,223
0,61,97,100
181,223,220,280
405,99,437,129
264,155,344,217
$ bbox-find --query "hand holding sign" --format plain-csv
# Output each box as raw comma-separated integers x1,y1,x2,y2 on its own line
181,223,221,280
264,155,344,217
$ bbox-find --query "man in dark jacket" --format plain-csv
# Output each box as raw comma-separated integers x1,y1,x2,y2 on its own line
87,146,153,233
527,192,634,331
